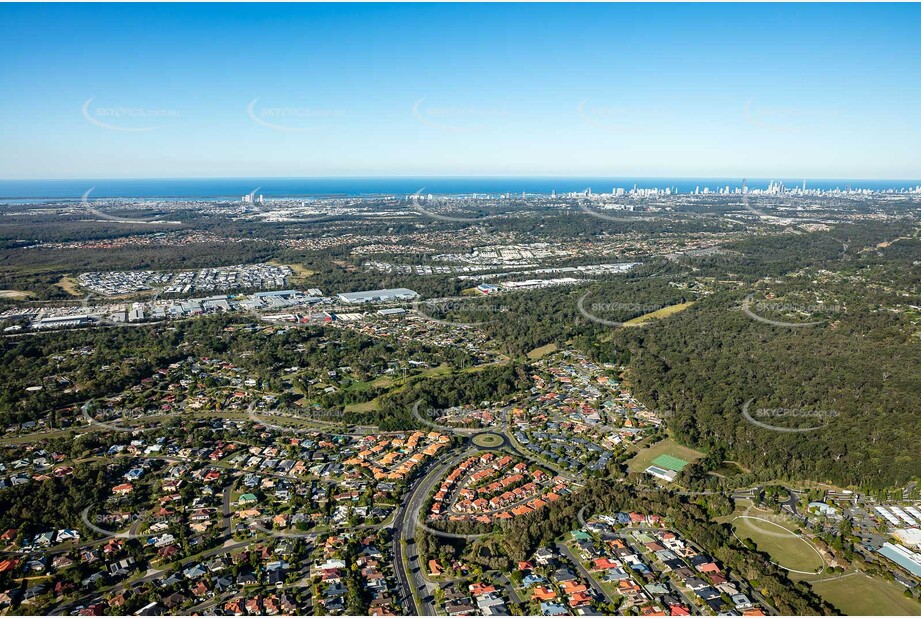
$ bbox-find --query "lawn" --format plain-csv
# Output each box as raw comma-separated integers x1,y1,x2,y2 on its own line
527,343,558,360
472,433,504,448
343,364,452,413
371,376,395,388
345,380,376,393
627,438,704,473
623,301,694,326
810,573,921,616
730,515,825,574
345,399,379,413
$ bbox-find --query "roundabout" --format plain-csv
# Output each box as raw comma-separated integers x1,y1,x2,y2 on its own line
472,432,505,449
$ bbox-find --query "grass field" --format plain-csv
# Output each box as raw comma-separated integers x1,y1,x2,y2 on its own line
731,515,825,573
345,399,379,413
271,261,316,279
527,343,558,359
624,301,694,326
345,380,376,393
344,364,452,413
627,437,704,473
462,358,510,373
810,573,921,616
652,454,690,472
56,276,82,296
0,290,33,299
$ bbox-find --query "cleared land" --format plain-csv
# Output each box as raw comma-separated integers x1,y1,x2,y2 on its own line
527,343,558,360
623,301,694,326
598,302,696,343
810,573,921,616
344,399,379,413
344,363,453,412
731,515,825,573
56,276,82,296
373,373,398,385
627,437,704,473
274,261,316,279
0,290,34,299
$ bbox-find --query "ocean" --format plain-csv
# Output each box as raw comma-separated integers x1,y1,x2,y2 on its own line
0,177,919,201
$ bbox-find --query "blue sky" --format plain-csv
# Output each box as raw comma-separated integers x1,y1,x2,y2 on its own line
1,2,919,180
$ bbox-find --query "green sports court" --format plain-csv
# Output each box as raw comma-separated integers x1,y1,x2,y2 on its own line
651,454,690,472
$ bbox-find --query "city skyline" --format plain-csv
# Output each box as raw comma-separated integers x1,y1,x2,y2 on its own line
3,175,921,201
2,3,921,180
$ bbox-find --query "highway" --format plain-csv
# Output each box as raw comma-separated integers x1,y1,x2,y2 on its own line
392,447,476,615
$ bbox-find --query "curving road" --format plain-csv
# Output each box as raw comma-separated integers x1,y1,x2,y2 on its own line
392,447,479,615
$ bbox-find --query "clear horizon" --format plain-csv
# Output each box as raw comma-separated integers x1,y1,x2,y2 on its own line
2,175,919,201
3,174,921,182
2,3,921,179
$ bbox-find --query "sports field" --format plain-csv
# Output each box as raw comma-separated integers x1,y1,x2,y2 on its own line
627,437,704,473
652,454,690,472
810,573,921,616
731,515,824,574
